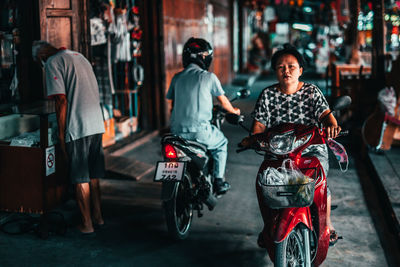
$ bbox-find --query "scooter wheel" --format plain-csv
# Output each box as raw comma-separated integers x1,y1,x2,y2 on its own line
275,227,307,267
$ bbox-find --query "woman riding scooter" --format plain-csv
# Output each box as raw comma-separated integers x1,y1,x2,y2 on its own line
241,44,341,247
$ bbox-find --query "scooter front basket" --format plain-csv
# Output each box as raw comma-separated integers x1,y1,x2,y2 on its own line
258,179,315,209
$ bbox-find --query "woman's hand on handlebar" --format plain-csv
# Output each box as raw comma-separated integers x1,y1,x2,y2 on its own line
237,136,254,153
239,136,253,148
325,125,341,139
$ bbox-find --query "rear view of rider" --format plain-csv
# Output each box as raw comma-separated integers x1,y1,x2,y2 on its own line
166,37,240,195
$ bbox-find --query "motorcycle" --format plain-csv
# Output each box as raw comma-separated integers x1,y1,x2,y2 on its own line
226,95,351,266
154,88,250,240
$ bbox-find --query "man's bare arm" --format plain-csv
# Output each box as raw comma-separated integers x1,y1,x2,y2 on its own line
216,95,240,115
53,95,68,153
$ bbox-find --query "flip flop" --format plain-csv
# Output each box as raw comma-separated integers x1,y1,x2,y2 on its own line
329,230,339,247
93,223,106,230
70,227,96,237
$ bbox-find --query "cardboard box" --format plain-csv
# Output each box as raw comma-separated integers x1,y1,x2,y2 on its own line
116,116,138,137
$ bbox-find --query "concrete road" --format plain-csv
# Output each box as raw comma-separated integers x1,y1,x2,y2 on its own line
0,79,388,266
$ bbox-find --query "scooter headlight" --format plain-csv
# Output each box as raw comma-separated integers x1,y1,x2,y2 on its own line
269,132,313,155
269,131,295,155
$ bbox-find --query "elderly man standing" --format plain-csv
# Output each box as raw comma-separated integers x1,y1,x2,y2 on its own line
32,41,105,234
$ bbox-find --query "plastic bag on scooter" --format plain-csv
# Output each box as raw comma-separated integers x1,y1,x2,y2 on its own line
257,159,315,209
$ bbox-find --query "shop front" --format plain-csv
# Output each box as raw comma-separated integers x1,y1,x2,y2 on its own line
0,0,237,212
0,0,166,213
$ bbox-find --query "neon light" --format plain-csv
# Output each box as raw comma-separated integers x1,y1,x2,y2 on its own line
292,23,313,32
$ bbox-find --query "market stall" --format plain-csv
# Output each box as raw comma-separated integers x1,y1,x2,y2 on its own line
0,101,68,214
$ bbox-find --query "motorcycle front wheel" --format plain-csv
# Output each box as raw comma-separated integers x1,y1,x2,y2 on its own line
163,173,193,240
275,227,307,267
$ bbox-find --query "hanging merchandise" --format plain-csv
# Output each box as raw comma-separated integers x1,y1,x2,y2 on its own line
0,33,14,69
118,30,131,62
107,34,115,94
109,0,143,138
90,17,107,46
132,63,144,86
9,66,18,100
90,1,114,103
108,8,132,62
129,6,142,57
131,30,142,57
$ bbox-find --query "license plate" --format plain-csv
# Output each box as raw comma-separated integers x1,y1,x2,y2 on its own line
154,161,186,182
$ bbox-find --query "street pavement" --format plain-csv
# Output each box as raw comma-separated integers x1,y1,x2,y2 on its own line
0,76,392,266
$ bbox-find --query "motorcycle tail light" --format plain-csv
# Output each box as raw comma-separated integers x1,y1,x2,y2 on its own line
164,144,177,159
164,144,187,159
269,131,295,155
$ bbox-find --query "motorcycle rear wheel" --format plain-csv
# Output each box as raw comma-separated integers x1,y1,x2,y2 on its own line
164,173,193,240
275,227,307,267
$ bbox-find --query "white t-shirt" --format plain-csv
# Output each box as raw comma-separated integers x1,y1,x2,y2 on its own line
46,49,105,142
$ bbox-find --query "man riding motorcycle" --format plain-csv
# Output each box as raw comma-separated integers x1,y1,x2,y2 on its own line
166,37,240,195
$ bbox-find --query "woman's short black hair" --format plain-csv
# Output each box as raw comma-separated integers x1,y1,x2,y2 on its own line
271,43,305,71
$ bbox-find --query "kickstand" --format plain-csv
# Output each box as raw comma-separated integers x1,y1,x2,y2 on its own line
197,210,203,218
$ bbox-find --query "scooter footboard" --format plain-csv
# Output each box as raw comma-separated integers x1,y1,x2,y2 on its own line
275,207,313,243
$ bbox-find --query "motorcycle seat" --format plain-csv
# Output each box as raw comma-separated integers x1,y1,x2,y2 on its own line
162,134,208,152
185,140,208,152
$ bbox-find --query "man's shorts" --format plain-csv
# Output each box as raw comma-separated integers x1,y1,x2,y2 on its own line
65,134,105,184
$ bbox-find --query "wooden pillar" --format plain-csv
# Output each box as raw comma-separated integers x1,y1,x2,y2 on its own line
347,0,360,50
372,0,385,85
17,0,42,103
238,0,244,73
140,0,166,130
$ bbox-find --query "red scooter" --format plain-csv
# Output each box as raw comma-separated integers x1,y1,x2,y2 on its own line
226,96,351,266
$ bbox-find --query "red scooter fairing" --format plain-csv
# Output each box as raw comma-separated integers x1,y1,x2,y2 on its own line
275,207,313,242
254,124,331,266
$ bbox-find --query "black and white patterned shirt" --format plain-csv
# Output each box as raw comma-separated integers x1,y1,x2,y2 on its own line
252,82,329,128
252,82,331,175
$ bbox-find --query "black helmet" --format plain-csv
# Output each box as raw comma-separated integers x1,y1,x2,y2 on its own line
271,43,305,71
182,37,213,70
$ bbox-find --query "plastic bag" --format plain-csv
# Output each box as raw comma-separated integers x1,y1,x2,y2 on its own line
378,86,396,116
10,130,40,147
259,159,312,186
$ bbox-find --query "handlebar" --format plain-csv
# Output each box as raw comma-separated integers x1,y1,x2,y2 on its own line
338,130,349,137
213,105,228,113
322,129,349,139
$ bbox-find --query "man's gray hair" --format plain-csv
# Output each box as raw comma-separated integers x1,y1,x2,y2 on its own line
32,40,53,61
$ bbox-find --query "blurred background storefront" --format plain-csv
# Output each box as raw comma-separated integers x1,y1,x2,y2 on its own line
0,0,399,147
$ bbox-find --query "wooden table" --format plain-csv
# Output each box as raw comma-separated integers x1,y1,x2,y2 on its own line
331,63,372,97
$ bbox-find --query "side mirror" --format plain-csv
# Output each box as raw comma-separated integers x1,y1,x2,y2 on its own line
332,95,352,111
225,113,244,125
237,88,251,99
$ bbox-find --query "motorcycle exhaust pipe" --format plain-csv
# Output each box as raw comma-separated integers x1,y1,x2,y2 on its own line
204,192,217,211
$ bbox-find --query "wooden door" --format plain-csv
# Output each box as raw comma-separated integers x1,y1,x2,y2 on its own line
38,0,90,56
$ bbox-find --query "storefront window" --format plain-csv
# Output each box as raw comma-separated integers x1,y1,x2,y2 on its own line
89,0,144,147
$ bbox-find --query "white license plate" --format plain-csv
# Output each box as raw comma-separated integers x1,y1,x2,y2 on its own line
154,161,186,182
